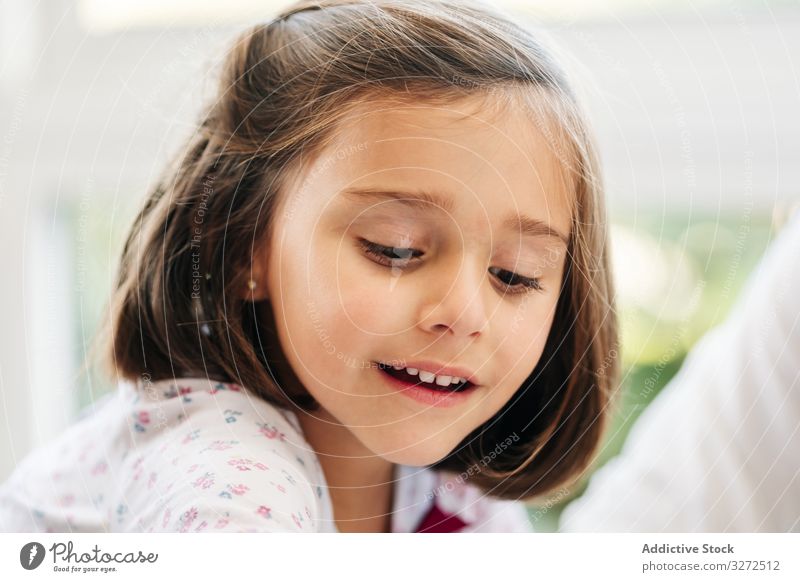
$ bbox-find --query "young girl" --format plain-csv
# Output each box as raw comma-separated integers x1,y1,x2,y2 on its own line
0,0,617,533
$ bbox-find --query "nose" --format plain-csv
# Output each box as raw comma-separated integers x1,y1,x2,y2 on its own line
417,259,490,338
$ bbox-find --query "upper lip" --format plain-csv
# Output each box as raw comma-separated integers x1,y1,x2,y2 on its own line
377,359,482,386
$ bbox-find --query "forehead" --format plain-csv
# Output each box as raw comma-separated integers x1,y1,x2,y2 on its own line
296,93,574,237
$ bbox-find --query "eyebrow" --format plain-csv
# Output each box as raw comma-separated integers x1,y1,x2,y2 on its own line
339,187,569,245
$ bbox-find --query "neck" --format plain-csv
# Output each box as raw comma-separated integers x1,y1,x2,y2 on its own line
257,302,397,532
296,405,396,533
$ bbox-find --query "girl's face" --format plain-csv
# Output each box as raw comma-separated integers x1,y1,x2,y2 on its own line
258,95,571,466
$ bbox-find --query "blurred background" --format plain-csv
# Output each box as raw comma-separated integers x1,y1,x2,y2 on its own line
0,0,798,529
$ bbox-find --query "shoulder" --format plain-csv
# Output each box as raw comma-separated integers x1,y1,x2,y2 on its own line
117,378,325,532
0,392,124,532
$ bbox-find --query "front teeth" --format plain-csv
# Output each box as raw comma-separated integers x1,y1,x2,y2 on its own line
418,370,435,383
388,364,466,386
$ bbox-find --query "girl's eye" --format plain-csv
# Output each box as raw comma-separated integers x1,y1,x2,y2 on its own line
358,238,543,295
488,266,543,294
358,239,424,266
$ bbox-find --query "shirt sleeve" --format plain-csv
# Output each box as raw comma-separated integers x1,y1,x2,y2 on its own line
142,449,318,533
560,211,800,532
114,392,323,533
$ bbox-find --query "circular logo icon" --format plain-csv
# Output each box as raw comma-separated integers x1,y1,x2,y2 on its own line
20,542,46,570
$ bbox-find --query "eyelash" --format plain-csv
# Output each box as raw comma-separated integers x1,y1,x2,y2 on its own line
357,238,544,295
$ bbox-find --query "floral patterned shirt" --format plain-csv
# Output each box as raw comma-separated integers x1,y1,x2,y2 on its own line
0,377,533,533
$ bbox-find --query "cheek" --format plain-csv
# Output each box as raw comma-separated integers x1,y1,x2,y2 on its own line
493,297,558,388
320,243,417,337
273,238,406,365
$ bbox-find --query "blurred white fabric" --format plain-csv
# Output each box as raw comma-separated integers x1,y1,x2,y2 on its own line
560,210,800,532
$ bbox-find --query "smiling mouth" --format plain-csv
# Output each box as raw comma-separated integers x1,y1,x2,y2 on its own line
375,362,474,392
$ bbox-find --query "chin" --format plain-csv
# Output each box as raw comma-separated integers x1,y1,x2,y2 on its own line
364,431,462,467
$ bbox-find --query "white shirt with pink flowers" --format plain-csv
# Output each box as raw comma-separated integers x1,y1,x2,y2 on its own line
0,377,533,533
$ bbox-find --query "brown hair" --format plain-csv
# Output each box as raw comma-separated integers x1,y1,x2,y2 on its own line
102,0,618,501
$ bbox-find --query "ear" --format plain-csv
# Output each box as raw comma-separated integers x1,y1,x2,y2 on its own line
244,244,270,302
